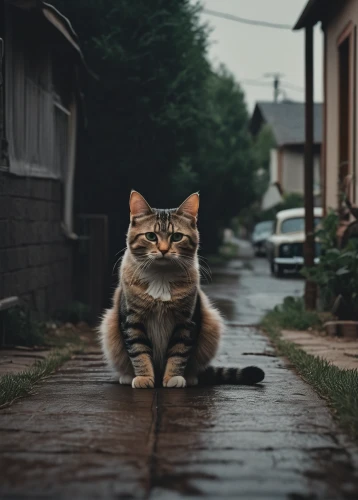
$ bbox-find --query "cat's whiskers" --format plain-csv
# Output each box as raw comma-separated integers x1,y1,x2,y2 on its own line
174,256,195,286
112,255,124,275
170,257,192,285
181,254,212,283
130,258,152,286
115,246,127,257
112,247,128,275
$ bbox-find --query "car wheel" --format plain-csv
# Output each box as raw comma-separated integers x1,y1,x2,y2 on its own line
270,260,275,274
274,263,284,278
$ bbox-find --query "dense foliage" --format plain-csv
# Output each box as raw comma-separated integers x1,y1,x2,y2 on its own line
53,0,258,256
302,211,358,320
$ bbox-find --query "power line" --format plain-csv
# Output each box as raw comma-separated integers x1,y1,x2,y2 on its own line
241,79,272,88
282,81,304,92
242,79,304,93
202,8,292,30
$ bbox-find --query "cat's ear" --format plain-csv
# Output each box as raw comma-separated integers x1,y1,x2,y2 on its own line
129,191,152,217
177,192,199,219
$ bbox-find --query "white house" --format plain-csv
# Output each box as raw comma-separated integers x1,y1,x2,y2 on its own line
250,101,322,210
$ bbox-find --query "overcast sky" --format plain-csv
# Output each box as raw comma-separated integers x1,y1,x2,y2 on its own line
197,0,323,112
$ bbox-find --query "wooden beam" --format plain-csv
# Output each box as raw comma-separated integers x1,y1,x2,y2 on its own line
304,25,317,310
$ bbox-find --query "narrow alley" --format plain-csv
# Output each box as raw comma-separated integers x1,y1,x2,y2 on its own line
1,259,357,499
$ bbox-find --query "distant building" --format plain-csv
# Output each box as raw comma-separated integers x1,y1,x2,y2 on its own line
295,0,358,215
250,101,322,210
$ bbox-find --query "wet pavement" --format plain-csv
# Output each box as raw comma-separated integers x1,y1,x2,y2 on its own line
1,258,358,499
205,257,304,325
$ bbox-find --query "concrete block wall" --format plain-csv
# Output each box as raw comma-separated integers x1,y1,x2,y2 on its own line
0,173,73,317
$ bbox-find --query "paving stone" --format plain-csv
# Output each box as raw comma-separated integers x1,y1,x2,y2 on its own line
281,329,358,370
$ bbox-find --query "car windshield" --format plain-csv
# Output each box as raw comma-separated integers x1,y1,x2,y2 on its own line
281,217,321,234
253,221,273,235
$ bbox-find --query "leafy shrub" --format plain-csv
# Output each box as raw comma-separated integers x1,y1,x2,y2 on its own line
265,296,322,331
219,242,239,259
302,210,358,320
2,307,45,347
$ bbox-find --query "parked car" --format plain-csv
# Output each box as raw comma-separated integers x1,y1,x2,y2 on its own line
266,207,323,277
252,220,274,256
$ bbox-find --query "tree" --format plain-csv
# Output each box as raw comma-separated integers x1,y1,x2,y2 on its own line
53,0,211,251
53,1,257,258
172,66,257,251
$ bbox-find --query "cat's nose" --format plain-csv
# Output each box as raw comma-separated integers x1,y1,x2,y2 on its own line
160,248,169,256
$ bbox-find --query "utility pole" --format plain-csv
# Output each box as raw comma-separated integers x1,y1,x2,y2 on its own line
264,72,284,102
304,26,316,310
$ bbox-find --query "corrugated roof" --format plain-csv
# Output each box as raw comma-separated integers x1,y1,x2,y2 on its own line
251,101,323,146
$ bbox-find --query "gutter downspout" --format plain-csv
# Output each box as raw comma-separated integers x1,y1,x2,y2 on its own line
62,94,78,240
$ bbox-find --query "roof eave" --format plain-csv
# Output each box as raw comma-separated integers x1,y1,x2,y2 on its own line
7,0,95,77
249,104,265,137
293,0,321,30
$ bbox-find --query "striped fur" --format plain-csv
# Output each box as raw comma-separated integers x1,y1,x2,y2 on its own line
99,191,265,388
198,366,265,385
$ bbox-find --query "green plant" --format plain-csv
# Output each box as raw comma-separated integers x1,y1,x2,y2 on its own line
315,209,339,249
218,241,239,259
2,306,45,347
302,210,358,319
0,348,74,408
264,296,322,331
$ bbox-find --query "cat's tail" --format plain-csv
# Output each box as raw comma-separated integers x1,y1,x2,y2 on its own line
198,366,265,385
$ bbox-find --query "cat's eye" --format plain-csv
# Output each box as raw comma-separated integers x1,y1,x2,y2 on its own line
145,232,157,241
171,232,183,242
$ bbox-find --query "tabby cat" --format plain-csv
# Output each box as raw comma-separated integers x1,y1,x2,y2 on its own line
99,191,265,388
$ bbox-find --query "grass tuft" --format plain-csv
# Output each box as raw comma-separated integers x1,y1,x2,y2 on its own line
0,349,74,408
262,307,358,439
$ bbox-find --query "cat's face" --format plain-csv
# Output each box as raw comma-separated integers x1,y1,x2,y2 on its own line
127,191,199,266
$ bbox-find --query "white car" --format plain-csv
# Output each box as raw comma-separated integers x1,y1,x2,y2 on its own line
266,207,323,277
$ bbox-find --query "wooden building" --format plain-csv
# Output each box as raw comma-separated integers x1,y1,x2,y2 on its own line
295,0,358,215
0,0,85,317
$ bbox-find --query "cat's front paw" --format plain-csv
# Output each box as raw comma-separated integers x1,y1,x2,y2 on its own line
132,376,155,389
119,375,133,385
163,375,186,388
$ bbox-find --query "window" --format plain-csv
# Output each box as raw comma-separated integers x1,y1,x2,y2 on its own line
281,217,321,234
5,6,70,179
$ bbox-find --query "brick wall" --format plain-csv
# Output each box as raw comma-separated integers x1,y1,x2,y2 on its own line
0,173,73,318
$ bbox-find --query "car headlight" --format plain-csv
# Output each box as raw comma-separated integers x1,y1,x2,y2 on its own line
280,244,291,256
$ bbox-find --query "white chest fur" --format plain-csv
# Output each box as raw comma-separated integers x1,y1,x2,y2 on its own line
146,277,171,301
142,268,177,302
